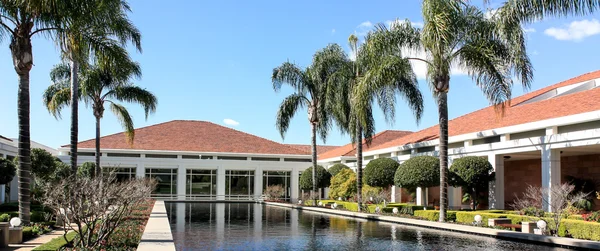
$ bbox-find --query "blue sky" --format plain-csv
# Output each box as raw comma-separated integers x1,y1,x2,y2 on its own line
1,0,600,149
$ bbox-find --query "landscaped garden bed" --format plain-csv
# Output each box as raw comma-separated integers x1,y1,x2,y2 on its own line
0,202,56,241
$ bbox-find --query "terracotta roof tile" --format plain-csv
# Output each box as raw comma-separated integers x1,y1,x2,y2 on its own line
284,144,341,155
318,130,413,160
75,120,309,155
368,70,600,152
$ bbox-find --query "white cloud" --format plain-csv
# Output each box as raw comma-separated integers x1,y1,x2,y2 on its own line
331,28,336,34
544,19,600,41
223,119,239,126
523,27,536,33
484,9,499,19
354,21,373,37
358,21,373,28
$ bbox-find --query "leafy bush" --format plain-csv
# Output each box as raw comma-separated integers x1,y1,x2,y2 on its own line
414,210,457,221
394,156,439,190
363,158,399,188
328,163,350,177
449,156,494,210
0,157,16,185
0,213,10,222
78,162,96,178
300,165,331,190
264,185,285,201
521,206,545,217
583,211,600,222
558,219,600,241
383,204,434,215
328,169,356,200
0,202,18,212
14,148,58,180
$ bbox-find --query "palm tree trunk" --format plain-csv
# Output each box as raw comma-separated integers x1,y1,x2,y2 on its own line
356,123,363,212
311,122,317,206
70,59,79,173
95,115,101,177
17,72,31,225
437,91,449,222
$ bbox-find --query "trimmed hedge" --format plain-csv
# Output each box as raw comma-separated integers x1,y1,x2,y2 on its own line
0,213,9,222
316,200,385,213
382,204,434,215
455,211,539,226
414,210,457,222
32,231,78,251
300,165,331,190
558,219,600,241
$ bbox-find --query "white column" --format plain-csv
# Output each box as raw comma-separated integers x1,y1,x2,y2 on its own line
254,166,263,199
177,165,186,200
416,187,426,206
216,203,225,245
135,162,145,178
488,153,505,209
253,203,262,241
217,167,226,200
290,207,299,236
541,147,561,212
391,186,396,203
448,187,462,209
0,185,5,204
291,168,299,203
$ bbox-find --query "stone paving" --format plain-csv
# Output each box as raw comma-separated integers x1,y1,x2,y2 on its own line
0,227,65,251
137,201,176,251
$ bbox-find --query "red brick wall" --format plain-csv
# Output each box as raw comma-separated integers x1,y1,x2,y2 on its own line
561,154,600,210
504,159,541,208
428,186,440,206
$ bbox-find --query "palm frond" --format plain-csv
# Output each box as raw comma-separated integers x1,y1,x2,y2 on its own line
272,62,308,94
108,101,135,145
275,93,308,139
42,81,71,119
107,85,157,119
500,0,600,23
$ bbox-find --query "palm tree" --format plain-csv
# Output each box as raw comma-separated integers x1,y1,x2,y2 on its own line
370,0,533,221
55,0,142,172
272,44,342,205
0,0,81,225
44,56,157,176
496,0,599,23
328,34,424,212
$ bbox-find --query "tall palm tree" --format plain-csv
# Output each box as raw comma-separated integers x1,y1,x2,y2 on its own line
370,0,533,221
328,34,424,212
55,0,142,172
272,44,342,205
0,0,81,225
44,56,157,176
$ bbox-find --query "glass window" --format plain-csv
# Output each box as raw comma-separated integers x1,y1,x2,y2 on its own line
186,169,216,197
263,171,291,201
146,168,177,196
225,170,254,197
103,167,135,182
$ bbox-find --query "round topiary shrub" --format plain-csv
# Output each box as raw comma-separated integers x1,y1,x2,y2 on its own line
300,165,332,190
394,156,439,190
0,157,16,185
328,168,356,200
449,156,494,210
363,158,399,188
328,163,350,177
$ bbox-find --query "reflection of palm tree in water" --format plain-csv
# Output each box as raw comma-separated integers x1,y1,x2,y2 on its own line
354,221,363,250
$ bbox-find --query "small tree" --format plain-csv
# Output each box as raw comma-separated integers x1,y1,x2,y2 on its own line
300,165,331,192
264,185,285,201
449,156,495,210
328,163,350,177
43,174,156,248
363,158,399,188
0,158,16,185
77,162,96,178
394,156,440,191
328,168,357,200
512,183,588,236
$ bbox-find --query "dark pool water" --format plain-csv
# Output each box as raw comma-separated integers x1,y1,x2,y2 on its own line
166,203,568,251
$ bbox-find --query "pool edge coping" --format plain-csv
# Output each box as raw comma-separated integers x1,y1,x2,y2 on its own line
264,202,600,250
138,200,176,251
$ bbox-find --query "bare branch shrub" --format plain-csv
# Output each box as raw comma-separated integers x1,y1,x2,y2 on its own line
42,173,156,248
512,183,589,235
264,185,285,201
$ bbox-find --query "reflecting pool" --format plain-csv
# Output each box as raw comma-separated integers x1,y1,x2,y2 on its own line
166,203,568,251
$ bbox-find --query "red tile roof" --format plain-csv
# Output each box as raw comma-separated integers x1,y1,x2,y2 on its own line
318,130,413,160
75,120,309,155
285,144,341,155
365,70,600,153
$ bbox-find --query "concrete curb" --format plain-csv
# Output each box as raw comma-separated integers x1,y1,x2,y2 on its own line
265,202,600,250
138,201,176,251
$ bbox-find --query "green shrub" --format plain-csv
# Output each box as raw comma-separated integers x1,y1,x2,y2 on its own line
31,211,46,223
583,211,600,222
394,156,439,190
0,202,19,212
382,204,434,215
0,157,16,185
414,210,457,221
558,219,600,241
455,211,539,226
449,156,494,210
22,226,34,240
300,165,331,190
363,158,399,188
568,215,585,221
78,162,96,178
32,231,78,251
328,169,357,200
0,213,10,222
328,164,350,177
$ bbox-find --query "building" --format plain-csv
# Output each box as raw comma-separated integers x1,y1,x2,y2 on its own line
57,120,334,202
318,70,600,211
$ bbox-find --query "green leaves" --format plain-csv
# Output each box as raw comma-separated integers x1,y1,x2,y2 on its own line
394,156,440,190
299,165,331,190
328,168,357,200
327,163,350,177
449,156,495,189
363,158,399,188
0,157,16,185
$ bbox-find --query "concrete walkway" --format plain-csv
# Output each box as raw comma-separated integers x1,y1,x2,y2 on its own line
0,228,66,251
266,202,600,250
137,201,176,251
